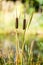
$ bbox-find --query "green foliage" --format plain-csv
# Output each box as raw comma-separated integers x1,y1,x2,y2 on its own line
36,0,43,5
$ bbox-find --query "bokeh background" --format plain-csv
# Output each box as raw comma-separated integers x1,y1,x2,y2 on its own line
0,0,43,65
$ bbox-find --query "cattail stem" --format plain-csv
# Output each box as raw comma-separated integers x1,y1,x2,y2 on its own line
27,44,28,65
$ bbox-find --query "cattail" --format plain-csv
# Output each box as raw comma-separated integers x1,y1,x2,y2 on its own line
23,18,26,30
16,17,18,29
23,7,26,30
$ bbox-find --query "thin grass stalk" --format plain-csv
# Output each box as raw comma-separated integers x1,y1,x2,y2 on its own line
36,48,41,65
27,44,28,65
29,40,35,65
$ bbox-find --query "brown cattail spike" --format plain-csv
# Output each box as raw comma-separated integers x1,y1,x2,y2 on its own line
23,19,26,30
16,18,18,29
